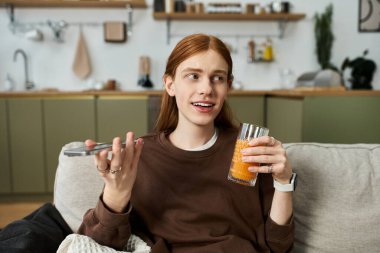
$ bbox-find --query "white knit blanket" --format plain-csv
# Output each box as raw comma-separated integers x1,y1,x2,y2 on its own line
57,234,151,253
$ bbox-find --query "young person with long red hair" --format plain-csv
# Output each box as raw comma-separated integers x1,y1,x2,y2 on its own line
79,34,295,253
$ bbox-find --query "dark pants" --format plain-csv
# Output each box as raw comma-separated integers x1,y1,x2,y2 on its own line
0,203,72,253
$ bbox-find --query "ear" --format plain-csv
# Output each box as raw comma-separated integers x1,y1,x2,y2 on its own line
164,75,175,97
228,75,233,90
227,80,232,91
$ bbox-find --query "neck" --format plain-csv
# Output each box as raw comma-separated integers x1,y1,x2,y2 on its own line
169,122,216,150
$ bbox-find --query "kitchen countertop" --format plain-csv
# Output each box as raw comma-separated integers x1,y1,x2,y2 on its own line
0,89,267,97
268,88,380,97
1,88,380,98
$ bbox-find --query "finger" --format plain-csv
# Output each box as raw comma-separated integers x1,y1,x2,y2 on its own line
85,139,97,146
96,149,110,176
248,164,275,174
131,138,144,170
123,132,136,168
269,136,276,146
241,146,278,156
110,137,122,171
249,136,280,147
242,154,284,165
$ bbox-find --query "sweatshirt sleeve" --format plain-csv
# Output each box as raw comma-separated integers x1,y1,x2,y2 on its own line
265,214,294,253
259,173,295,252
77,194,132,250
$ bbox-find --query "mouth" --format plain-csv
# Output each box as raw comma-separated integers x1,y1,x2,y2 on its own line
191,101,216,113
191,102,215,108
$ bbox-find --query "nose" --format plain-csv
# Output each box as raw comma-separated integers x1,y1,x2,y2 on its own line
198,79,213,96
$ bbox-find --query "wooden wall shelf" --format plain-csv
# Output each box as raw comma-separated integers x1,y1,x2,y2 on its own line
153,12,306,44
153,12,306,21
0,0,147,8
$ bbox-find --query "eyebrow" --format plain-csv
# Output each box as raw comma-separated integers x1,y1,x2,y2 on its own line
181,67,228,75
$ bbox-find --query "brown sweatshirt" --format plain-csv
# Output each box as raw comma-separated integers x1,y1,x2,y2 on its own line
78,128,294,252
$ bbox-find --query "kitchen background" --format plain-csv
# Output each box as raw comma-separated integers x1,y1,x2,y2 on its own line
0,0,379,91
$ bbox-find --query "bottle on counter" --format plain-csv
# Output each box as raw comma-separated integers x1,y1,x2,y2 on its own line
4,73,14,91
248,40,255,63
138,56,154,89
262,37,274,62
154,0,165,12
174,0,186,12
165,0,174,13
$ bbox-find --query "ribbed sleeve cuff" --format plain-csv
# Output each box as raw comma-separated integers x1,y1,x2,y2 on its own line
93,195,132,228
265,214,294,242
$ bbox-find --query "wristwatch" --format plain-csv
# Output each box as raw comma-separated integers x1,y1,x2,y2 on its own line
273,173,297,192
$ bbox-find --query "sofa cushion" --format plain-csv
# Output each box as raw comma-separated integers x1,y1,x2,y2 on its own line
54,142,104,232
285,143,380,253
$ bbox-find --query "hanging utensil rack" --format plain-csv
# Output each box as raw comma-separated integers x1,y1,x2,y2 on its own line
2,1,146,40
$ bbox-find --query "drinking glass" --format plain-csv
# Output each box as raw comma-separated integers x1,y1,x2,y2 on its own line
228,123,269,186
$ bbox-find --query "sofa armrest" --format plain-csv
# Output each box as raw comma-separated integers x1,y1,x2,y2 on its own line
53,142,104,232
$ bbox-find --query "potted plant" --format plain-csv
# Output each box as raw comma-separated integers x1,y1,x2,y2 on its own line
310,4,343,88
314,4,337,71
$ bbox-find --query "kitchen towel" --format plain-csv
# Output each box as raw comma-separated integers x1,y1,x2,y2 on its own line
104,22,127,43
72,28,91,79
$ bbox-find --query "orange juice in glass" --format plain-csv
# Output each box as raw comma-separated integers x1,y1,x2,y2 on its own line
228,123,269,186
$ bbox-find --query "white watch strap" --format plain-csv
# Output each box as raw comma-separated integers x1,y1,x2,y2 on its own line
273,173,296,192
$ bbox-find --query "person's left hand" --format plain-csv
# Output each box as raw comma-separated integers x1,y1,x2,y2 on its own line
241,136,292,184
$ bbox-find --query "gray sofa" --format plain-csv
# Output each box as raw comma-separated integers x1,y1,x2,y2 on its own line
54,142,380,252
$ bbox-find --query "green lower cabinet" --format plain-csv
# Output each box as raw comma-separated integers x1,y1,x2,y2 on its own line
267,96,380,143
266,97,303,143
228,96,265,126
302,96,380,143
43,97,96,192
96,96,148,142
8,98,45,193
0,99,11,193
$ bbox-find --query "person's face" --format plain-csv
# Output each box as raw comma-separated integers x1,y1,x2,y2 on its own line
164,49,230,129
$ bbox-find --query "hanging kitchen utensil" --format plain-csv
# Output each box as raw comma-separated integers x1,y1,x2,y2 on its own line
72,27,92,80
104,21,127,43
24,29,44,41
47,20,67,43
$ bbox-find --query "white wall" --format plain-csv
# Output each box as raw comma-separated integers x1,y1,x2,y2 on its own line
0,0,379,91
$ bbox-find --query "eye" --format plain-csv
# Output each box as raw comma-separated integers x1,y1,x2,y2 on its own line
186,73,199,81
211,75,225,83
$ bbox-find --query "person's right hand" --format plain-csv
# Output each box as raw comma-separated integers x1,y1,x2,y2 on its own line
85,131,144,213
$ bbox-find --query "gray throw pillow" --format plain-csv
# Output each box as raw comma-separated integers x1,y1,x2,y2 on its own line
285,143,380,253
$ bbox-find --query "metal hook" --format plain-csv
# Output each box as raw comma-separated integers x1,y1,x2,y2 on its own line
6,4,15,23
126,4,133,37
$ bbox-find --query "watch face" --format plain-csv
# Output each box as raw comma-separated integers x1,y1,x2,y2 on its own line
293,173,297,191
